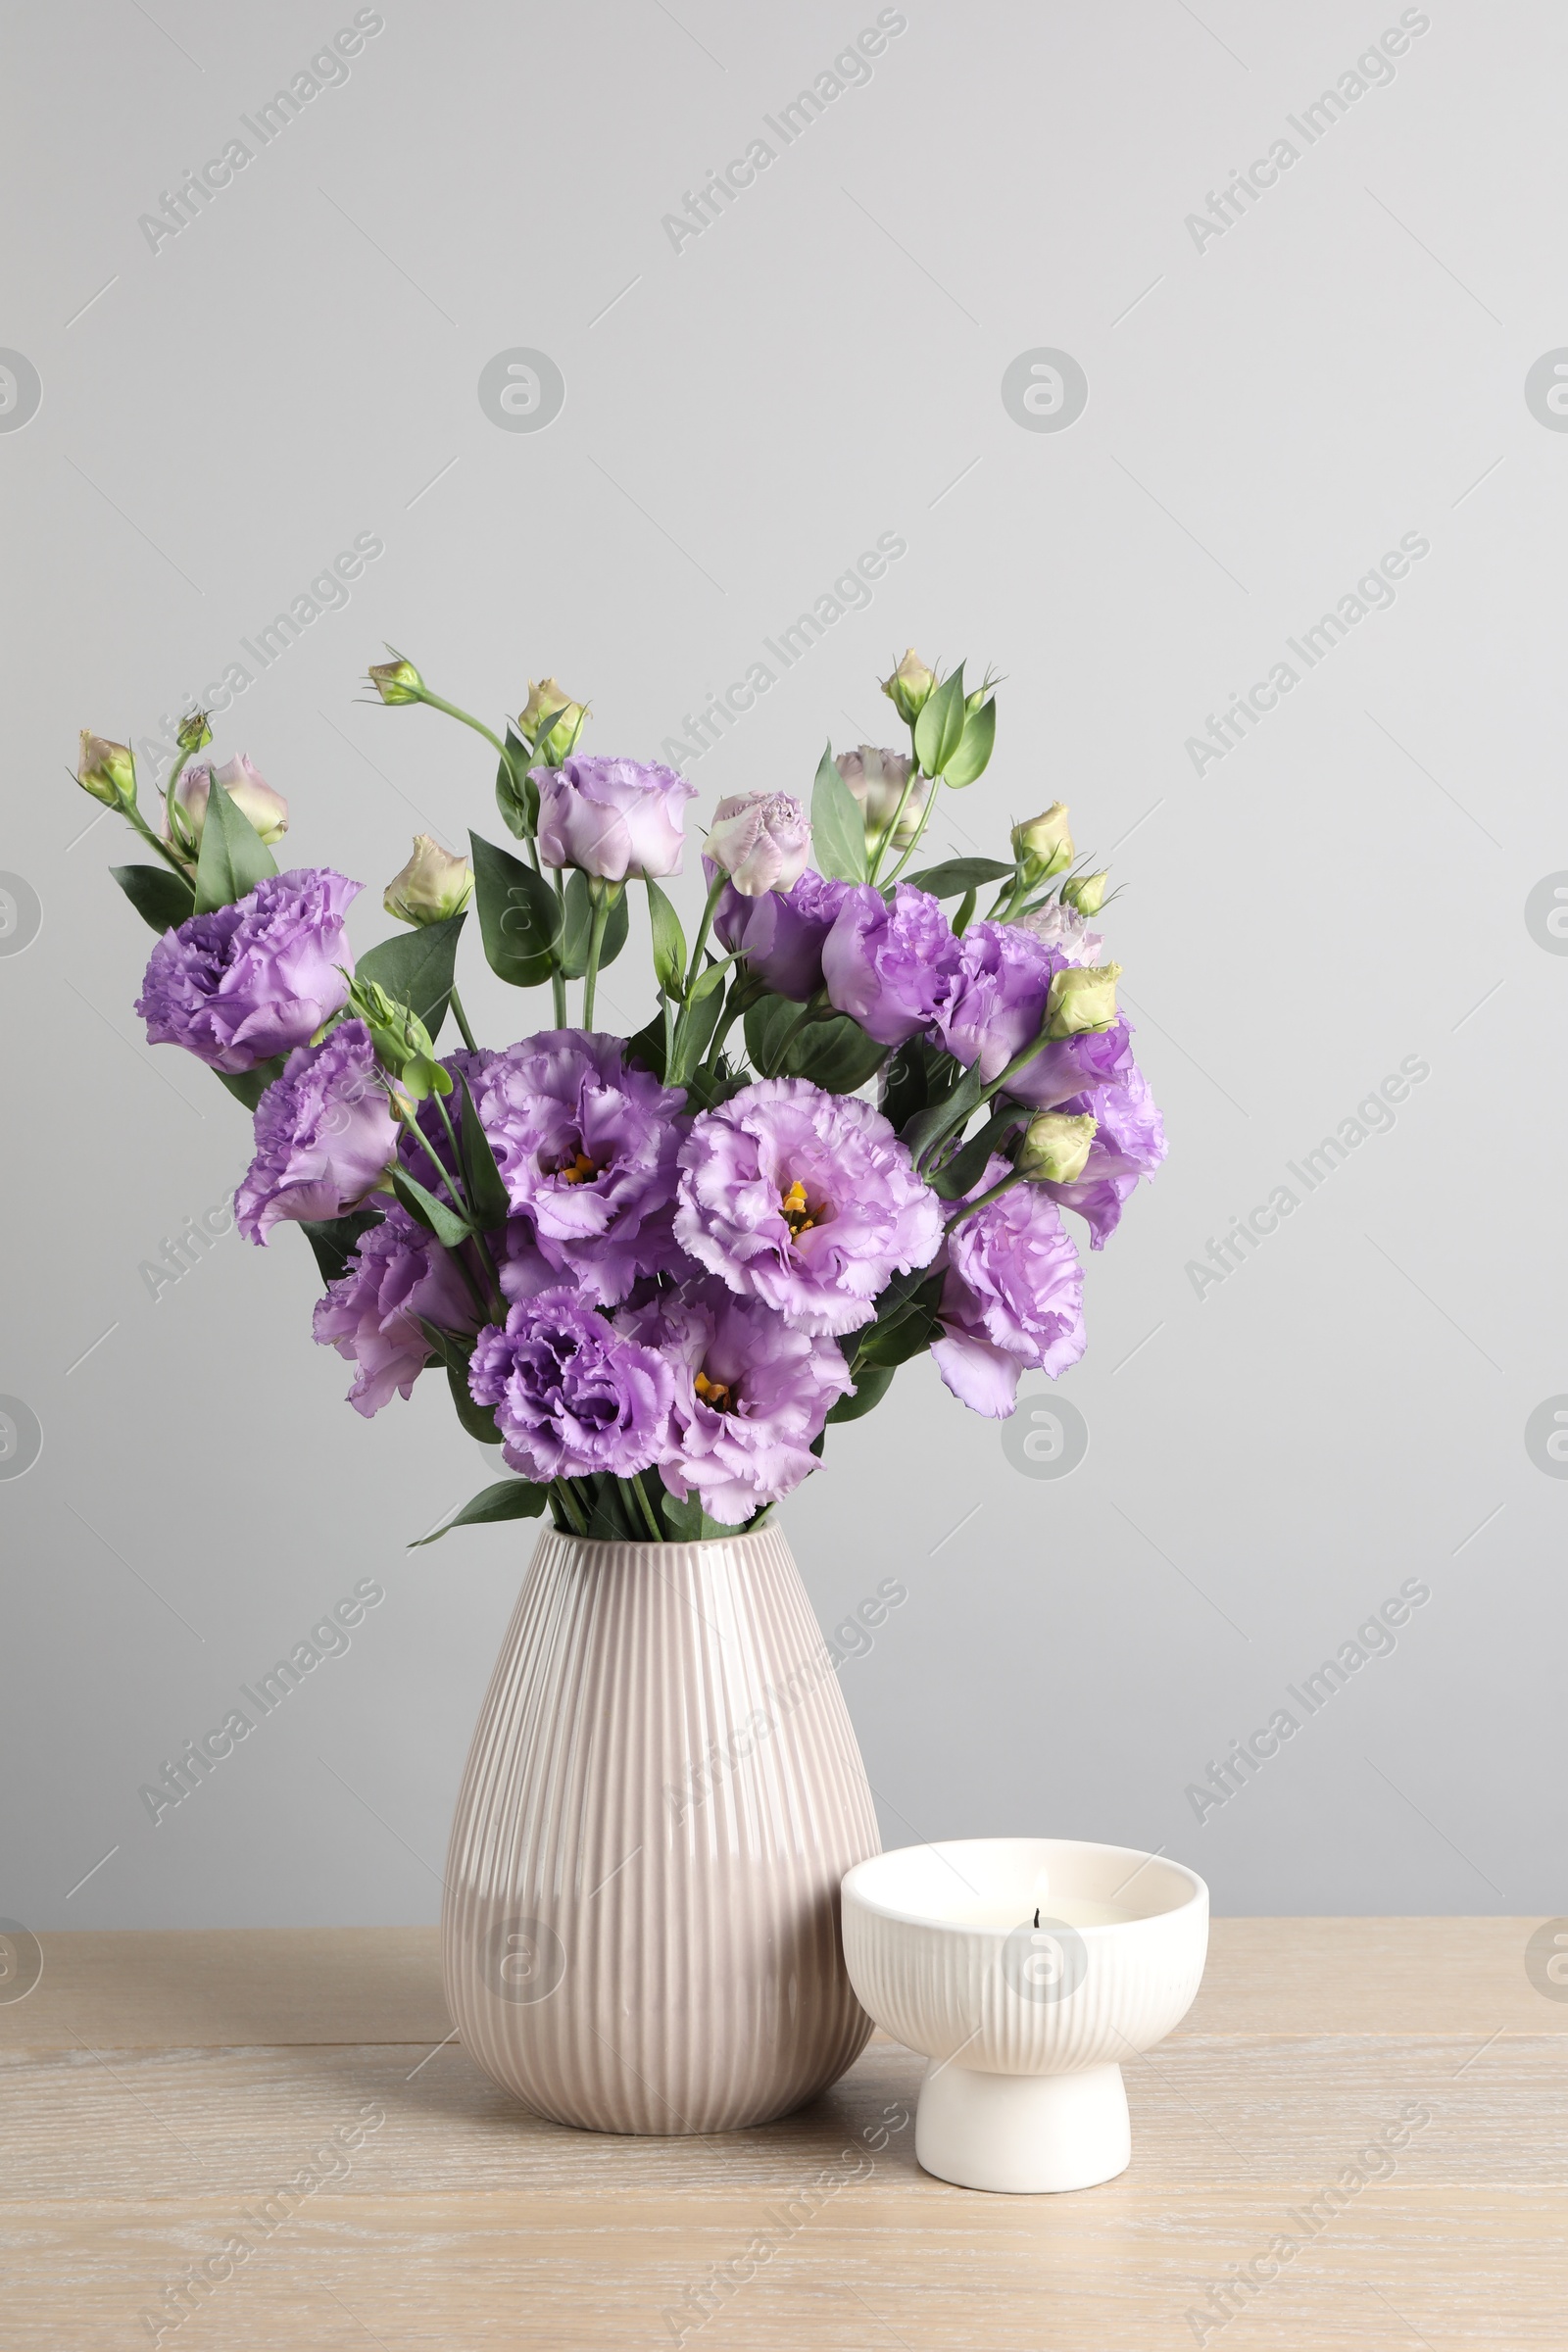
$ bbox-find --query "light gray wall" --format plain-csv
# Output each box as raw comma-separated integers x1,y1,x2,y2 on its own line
3,0,1561,1929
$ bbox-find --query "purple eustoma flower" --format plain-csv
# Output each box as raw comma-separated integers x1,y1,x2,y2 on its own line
137,867,360,1074
1004,1015,1137,1109
619,1278,853,1526
475,1031,688,1303
236,1019,398,1243
712,867,855,1003
1035,1063,1167,1249
674,1076,942,1338
821,883,961,1047
933,919,1059,1083
313,1203,478,1416
468,1287,674,1481
535,755,696,882
930,1159,1087,1417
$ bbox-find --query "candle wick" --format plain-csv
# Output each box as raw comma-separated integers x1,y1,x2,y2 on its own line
1033,1906,1040,1930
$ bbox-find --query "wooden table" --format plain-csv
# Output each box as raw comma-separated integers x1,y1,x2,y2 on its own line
3,1922,1563,2347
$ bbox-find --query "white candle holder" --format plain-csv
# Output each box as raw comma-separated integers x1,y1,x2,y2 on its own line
842,1837,1208,2193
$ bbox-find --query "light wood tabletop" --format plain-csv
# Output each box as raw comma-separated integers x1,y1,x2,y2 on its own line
3,1919,1563,2348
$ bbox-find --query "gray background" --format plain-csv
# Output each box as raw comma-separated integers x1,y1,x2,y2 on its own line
3,0,1561,1929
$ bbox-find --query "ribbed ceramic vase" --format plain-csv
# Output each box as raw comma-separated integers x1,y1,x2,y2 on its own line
442,1522,880,2135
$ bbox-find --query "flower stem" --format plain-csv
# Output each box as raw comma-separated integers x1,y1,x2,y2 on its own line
417,689,543,875
866,765,922,887
683,870,727,998
448,987,479,1054
631,1472,664,1543
119,793,198,883
944,1169,1026,1231
429,1091,505,1317
416,690,507,760
581,888,614,1028
914,1014,1055,1174
880,773,943,888
553,1478,588,1537
763,989,828,1078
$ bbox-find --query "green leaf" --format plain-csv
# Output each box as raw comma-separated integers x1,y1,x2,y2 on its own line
111,862,195,934
943,696,996,788
913,664,967,778
217,1055,286,1110
300,1208,379,1286
584,1476,643,1541
854,1274,945,1368
625,1007,667,1081
744,993,888,1091
826,1363,896,1424
448,1358,503,1444
457,1073,512,1229
391,1165,472,1250
666,982,725,1088
879,1037,950,1132
809,739,868,883
901,857,1011,900
412,1476,548,1545
557,871,592,979
494,726,538,841
557,872,629,979
645,877,686,998
899,1055,988,1166
356,910,466,1043
927,1102,1025,1200
470,831,562,988
192,781,278,914
659,1487,740,1542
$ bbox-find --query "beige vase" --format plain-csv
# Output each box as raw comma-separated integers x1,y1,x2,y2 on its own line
442,1522,880,2134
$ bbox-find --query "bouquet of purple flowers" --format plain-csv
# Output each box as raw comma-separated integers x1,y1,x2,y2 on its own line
77,646,1164,1544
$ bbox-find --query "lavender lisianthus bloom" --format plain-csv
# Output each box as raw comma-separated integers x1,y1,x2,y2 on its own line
931,1158,1086,1417
136,868,360,1074
1017,898,1105,967
313,1203,478,1416
1034,1063,1167,1249
236,1020,398,1243
535,755,696,881
476,1031,688,1302
619,1278,853,1526
712,867,855,1002
821,883,961,1048
703,791,812,897
468,1288,674,1481
674,1076,942,1338
836,745,930,854
1004,1015,1137,1110
166,754,288,852
934,919,1059,1083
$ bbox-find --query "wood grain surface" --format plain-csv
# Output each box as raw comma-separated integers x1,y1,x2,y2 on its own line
2,1920,1563,2347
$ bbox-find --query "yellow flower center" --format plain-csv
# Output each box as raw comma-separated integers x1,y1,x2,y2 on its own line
542,1147,605,1185
695,1370,733,1412
779,1178,820,1238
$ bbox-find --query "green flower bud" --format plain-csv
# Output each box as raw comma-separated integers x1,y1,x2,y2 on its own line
1061,869,1107,916
1016,1110,1098,1185
383,834,474,926
76,731,136,807
368,653,424,707
1010,802,1073,880
518,676,588,762
880,647,937,724
175,710,213,756
1044,959,1121,1039
346,975,453,1100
